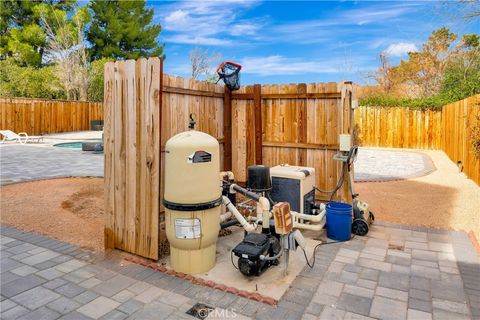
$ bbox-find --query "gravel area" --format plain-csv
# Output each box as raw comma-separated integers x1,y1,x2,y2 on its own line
1,177,104,252
355,150,480,238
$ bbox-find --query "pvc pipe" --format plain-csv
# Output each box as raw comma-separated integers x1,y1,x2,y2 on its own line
257,197,270,232
292,210,325,223
219,171,235,180
293,219,326,231
219,211,233,223
291,210,326,231
222,196,256,232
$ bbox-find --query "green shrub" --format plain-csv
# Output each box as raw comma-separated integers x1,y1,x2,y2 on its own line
0,59,64,99
358,94,451,110
87,58,112,102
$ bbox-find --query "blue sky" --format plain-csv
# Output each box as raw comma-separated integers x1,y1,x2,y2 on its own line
149,1,479,85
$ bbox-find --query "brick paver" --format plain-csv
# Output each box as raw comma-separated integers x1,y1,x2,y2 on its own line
0,145,103,185
1,222,479,319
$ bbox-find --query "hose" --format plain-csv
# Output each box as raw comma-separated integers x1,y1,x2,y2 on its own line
313,160,347,201
232,184,261,202
314,145,358,201
220,220,240,229
303,235,356,268
266,192,276,207
260,239,284,261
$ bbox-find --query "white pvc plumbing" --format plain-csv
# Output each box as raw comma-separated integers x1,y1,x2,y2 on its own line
222,196,257,232
291,205,326,231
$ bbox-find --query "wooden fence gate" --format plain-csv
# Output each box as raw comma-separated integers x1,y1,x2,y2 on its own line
104,58,162,259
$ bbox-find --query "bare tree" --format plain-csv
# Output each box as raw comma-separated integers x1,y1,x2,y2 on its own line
440,0,480,21
37,5,90,100
189,47,221,81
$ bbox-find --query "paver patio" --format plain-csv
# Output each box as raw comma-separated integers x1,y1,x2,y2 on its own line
1,223,478,320
354,148,434,182
1,144,432,186
0,131,103,185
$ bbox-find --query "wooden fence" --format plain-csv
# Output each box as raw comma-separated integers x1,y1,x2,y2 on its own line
0,97,103,135
441,95,480,185
104,58,354,259
354,106,442,149
231,82,354,200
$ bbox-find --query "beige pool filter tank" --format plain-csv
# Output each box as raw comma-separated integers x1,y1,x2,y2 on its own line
163,129,222,274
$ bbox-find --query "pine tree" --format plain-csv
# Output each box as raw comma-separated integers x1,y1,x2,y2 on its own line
87,0,164,61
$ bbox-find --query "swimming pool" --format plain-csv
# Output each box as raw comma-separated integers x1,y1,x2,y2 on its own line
54,142,83,148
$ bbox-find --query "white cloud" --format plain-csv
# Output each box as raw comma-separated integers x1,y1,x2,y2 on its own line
165,10,188,25
240,55,345,75
163,35,232,46
261,3,419,44
157,0,262,43
385,42,418,56
230,22,261,36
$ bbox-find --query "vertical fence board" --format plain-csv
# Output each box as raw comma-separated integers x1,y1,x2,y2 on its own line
104,61,115,249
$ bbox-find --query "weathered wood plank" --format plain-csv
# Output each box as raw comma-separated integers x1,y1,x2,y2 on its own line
104,61,115,249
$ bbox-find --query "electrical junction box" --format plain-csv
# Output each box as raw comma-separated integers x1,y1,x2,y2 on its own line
273,202,293,235
339,134,352,152
269,165,315,215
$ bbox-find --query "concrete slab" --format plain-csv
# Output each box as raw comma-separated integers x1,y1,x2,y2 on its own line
160,226,321,301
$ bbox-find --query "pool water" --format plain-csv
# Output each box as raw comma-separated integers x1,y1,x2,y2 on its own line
54,142,83,148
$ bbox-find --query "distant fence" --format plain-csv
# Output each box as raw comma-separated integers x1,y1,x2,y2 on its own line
103,57,354,259
0,97,103,135
441,95,480,185
355,107,442,149
355,94,480,185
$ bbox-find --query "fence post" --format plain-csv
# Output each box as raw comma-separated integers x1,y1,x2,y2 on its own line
223,86,232,171
254,84,262,165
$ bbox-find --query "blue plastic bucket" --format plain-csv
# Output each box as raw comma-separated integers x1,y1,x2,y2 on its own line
326,202,352,241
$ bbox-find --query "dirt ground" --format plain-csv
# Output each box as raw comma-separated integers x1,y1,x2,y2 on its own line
1,177,104,252
1,149,478,252
355,150,480,238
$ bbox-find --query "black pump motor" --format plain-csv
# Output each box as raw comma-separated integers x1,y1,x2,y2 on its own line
232,233,280,276
247,165,272,192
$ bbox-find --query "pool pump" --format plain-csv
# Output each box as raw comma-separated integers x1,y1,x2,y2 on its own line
232,233,281,276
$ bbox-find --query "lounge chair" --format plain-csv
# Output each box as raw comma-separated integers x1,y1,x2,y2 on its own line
0,130,44,144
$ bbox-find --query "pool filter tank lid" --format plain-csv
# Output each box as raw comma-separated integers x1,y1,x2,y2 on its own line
164,130,221,275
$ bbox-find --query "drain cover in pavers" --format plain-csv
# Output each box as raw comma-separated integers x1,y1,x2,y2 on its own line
186,303,215,319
